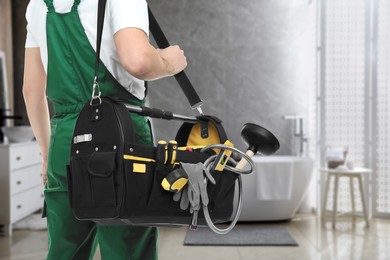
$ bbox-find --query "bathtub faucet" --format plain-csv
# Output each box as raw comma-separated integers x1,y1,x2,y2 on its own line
282,115,308,157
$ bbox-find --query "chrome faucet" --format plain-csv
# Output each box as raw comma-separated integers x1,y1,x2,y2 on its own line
0,109,23,142
282,115,307,157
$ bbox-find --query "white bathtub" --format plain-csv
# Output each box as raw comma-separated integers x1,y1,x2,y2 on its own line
238,156,314,221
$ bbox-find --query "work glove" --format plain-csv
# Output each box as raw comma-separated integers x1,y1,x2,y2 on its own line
173,185,190,210
181,162,216,212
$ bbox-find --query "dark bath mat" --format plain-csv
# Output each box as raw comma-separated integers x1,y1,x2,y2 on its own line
184,225,298,246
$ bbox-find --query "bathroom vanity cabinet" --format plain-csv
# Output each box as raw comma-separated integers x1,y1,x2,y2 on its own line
0,141,44,236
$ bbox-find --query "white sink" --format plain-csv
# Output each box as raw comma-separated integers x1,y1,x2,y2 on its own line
1,126,35,143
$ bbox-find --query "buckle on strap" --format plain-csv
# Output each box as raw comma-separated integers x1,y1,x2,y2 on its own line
90,76,102,106
73,134,92,144
189,210,199,230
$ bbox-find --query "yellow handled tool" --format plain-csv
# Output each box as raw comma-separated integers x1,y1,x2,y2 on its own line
156,140,167,164
212,140,234,172
167,140,178,166
161,168,188,192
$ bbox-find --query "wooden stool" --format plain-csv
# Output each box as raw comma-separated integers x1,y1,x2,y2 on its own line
320,167,371,228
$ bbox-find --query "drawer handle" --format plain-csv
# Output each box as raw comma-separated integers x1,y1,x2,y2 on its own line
17,205,22,209
16,181,22,185
41,194,44,198
16,156,21,161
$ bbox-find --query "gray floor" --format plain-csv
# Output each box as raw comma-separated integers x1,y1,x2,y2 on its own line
1,214,390,260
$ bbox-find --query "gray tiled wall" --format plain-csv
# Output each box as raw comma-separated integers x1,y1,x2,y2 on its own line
147,0,316,154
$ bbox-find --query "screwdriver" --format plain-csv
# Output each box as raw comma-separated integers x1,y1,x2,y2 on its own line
167,140,178,167
156,140,167,164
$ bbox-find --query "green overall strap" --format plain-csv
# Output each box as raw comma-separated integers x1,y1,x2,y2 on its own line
71,0,81,11
44,0,143,116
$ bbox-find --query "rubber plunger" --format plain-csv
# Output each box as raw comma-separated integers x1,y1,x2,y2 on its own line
241,123,280,156
236,123,280,170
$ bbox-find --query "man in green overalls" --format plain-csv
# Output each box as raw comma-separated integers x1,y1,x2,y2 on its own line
23,0,187,259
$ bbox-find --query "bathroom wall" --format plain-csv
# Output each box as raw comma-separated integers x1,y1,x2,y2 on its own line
147,0,317,154
0,0,14,112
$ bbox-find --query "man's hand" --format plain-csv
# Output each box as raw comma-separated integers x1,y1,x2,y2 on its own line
42,160,47,185
115,28,188,80
157,45,187,76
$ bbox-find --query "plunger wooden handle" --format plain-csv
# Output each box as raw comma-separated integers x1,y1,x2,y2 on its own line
235,150,255,170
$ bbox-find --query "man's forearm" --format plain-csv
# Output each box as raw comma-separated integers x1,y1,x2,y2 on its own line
23,48,50,165
23,93,50,164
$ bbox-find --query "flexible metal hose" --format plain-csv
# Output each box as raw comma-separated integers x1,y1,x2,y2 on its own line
200,144,255,234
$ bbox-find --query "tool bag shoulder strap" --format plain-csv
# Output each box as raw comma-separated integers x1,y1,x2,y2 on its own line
175,115,228,148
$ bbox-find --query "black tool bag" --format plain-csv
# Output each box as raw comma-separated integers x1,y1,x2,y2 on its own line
67,97,239,226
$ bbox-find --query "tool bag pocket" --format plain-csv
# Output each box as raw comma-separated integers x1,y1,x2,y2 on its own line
67,151,119,219
119,154,238,224
206,170,238,219
121,157,184,219
121,158,157,213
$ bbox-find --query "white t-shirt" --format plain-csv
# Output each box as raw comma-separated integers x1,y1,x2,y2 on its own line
25,0,149,100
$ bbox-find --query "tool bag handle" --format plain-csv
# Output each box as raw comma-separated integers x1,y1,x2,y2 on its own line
94,0,203,112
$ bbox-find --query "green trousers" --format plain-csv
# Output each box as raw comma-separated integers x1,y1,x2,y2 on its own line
45,192,158,259
45,112,158,260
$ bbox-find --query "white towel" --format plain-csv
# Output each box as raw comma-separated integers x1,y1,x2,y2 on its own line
325,147,344,161
256,159,293,200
